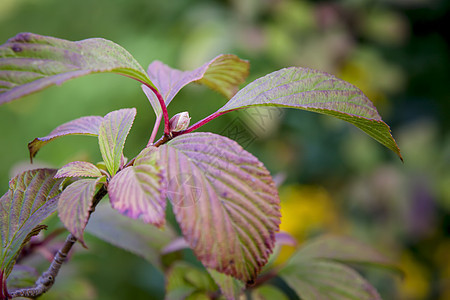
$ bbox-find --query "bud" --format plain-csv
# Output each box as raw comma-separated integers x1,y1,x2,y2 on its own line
169,112,191,133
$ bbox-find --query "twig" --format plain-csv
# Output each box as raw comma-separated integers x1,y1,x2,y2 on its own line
9,186,108,299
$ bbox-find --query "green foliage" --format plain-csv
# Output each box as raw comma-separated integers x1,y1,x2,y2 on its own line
0,32,402,300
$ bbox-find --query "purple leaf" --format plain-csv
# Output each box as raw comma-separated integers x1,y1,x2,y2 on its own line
279,260,382,300
0,33,155,105
142,54,249,116
98,108,136,176
28,115,103,161
55,161,102,178
217,67,402,160
161,237,189,255
159,132,280,283
275,232,297,247
0,169,62,279
57,178,103,246
108,147,166,227
85,203,176,270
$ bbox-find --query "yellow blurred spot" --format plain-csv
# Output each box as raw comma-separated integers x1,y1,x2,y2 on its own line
339,61,386,105
274,185,342,265
434,240,450,299
397,251,430,300
279,184,340,241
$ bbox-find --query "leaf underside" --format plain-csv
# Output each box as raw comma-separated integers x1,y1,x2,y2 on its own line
142,54,249,116
85,203,176,271
98,108,136,176
57,178,103,245
159,132,280,283
108,147,166,227
0,32,154,105
0,169,62,279
217,67,402,159
28,115,103,161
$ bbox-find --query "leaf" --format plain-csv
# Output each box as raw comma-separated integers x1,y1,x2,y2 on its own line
28,115,103,161
98,108,136,176
0,169,62,279
159,132,280,283
57,178,103,246
161,237,189,255
0,32,155,105
252,285,289,300
55,161,103,178
217,67,402,159
142,54,249,116
6,265,38,290
85,203,176,270
294,235,396,270
166,262,218,300
279,260,381,300
207,269,244,300
275,232,297,247
108,147,166,227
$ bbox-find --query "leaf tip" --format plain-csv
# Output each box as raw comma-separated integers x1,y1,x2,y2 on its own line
27,138,39,163
78,237,88,249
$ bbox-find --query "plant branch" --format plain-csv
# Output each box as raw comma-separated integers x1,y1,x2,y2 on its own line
172,110,231,138
153,134,171,147
152,110,236,147
9,186,108,299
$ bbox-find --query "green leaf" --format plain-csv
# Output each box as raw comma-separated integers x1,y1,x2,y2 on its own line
98,108,136,176
293,235,397,270
142,54,249,116
159,132,280,283
57,178,103,246
6,265,38,290
217,67,402,160
252,285,289,300
0,169,62,279
55,161,103,178
0,32,155,105
207,269,244,300
85,203,176,270
277,236,395,300
108,147,166,227
166,262,217,300
28,115,103,161
279,260,381,300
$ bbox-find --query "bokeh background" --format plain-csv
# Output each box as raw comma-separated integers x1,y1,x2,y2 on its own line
1,0,449,299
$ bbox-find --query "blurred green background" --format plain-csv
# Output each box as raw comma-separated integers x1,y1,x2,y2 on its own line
1,0,449,299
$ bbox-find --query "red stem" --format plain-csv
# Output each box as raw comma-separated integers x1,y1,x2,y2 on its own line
147,85,170,135
121,74,170,136
172,110,232,138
